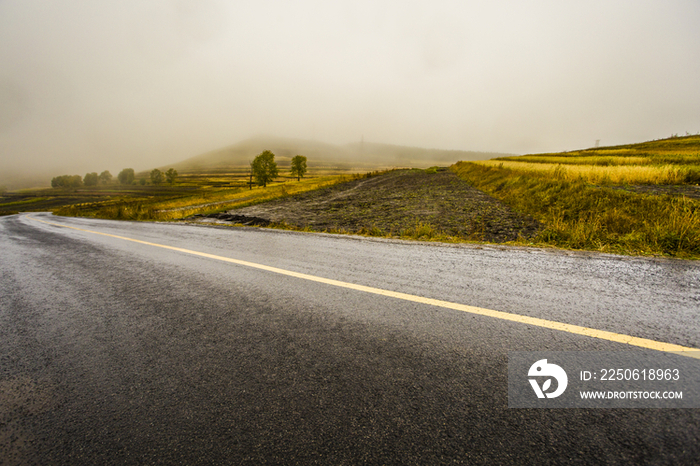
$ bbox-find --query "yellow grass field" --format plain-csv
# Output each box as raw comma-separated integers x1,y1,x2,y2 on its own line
475,160,694,185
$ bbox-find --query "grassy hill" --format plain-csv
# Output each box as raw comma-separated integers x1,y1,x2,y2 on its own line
515,134,700,160
167,136,512,173
480,135,700,185
451,135,700,257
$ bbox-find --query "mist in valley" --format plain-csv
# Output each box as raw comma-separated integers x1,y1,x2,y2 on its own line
1,1,699,189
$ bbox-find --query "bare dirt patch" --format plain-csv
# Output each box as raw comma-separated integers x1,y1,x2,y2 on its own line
191,169,541,242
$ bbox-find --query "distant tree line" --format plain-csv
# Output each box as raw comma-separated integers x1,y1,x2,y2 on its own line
51,174,84,188
52,170,112,188
51,168,178,188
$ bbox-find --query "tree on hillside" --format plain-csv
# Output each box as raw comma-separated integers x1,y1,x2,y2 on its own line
118,168,135,185
251,150,278,187
84,172,99,187
165,168,178,185
290,155,307,182
150,168,164,185
99,170,112,184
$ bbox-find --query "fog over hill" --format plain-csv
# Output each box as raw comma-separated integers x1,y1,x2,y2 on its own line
0,136,511,190
167,136,512,173
3,3,697,190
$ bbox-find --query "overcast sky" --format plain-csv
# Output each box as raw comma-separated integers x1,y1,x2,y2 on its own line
1,0,699,177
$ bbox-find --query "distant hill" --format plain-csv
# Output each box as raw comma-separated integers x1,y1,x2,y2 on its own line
344,141,513,167
166,136,513,173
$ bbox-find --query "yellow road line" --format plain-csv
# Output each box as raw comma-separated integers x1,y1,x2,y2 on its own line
29,215,700,358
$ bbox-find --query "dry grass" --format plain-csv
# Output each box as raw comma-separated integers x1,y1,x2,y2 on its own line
451,161,700,257
475,160,696,185
498,156,651,166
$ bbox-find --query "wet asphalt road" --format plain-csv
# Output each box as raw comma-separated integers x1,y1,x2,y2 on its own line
1,212,699,465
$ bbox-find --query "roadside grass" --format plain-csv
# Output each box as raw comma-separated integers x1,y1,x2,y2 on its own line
450,162,700,258
264,219,463,243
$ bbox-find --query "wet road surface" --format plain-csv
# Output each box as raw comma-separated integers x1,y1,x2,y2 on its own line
1,212,699,464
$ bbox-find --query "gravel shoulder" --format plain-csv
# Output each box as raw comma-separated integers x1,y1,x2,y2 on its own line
189,169,541,242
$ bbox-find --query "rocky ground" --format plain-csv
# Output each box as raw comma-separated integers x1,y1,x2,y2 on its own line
188,169,541,243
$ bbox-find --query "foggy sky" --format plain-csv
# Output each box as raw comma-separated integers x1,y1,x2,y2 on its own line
1,0,699,181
